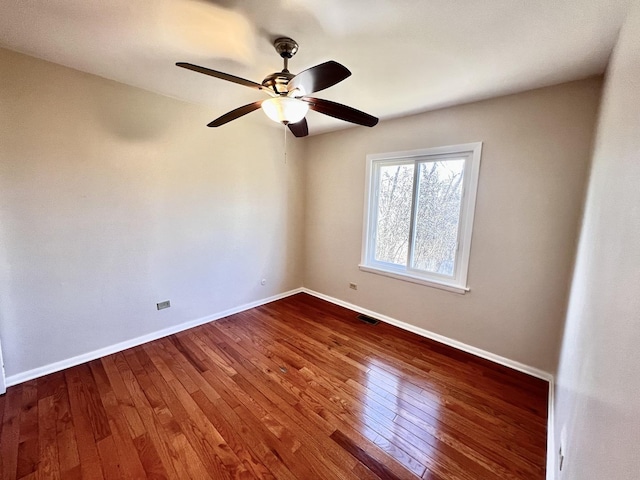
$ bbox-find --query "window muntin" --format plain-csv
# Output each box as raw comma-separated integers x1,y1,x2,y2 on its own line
361,143,482,293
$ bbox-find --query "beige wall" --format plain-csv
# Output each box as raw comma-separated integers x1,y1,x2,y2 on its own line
554,2,640,478
303,79,601,373
0,48,305,378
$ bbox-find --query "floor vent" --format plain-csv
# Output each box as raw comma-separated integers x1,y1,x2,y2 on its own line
357,314,380,325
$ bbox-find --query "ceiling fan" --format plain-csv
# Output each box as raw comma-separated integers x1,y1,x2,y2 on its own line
176,37,378,137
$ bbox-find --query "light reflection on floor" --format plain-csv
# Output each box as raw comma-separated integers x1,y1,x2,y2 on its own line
359,352,442,475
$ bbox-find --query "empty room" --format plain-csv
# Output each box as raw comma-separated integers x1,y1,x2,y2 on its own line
1,1,639,479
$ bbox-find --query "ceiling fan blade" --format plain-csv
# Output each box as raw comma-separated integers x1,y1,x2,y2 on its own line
287,118,309,137
176,62,264,91
303,97,378,127
207,101,264,127
288,61,351,95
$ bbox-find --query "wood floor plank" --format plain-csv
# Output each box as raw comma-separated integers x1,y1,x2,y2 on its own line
16,382,38,479
65,368,106,480
139,345,241,480
87,360,149,480
52,377,81,476
96,435,124,480
1,386,22,480
107,353,179,479
37,395,61,480
37,372,65,401
331,429,407,480
92,356,146,440
133,432,170,480
0,293,548,479
160,333,290,479
121,351,214,480
191,390,279,480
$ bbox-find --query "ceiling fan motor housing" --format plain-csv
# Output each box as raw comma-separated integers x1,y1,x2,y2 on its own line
262,71,294,95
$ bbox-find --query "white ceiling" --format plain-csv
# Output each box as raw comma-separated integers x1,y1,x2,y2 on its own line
0,0,630,134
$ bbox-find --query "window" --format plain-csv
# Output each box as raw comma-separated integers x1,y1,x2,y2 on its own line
360,143,482,293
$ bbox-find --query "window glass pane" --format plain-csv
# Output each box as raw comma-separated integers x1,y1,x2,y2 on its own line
412,159,465,276
374,163,414,266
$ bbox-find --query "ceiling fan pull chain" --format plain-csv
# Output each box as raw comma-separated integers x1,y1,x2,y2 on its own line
284,123,288,164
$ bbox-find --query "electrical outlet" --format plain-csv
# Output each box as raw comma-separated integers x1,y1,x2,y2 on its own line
349,282,358,290
156,300,170,310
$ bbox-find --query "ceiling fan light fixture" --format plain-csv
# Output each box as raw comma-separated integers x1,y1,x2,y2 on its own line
261,96,309,124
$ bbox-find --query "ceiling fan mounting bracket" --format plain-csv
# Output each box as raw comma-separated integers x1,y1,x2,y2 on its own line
273,37,299,59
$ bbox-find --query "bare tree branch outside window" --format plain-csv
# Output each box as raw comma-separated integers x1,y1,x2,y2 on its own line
374,160,464,276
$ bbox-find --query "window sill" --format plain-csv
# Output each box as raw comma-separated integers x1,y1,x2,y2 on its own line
358,264,469,294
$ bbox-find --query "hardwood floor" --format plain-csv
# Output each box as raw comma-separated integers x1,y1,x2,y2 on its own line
0,293,548,479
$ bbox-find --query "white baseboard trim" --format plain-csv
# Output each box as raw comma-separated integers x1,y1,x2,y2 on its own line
546,379,556,480
5,288,304,388
0,340,6,395
301,288,553,382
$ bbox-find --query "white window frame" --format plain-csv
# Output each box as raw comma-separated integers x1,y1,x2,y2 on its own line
360,142,482,294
